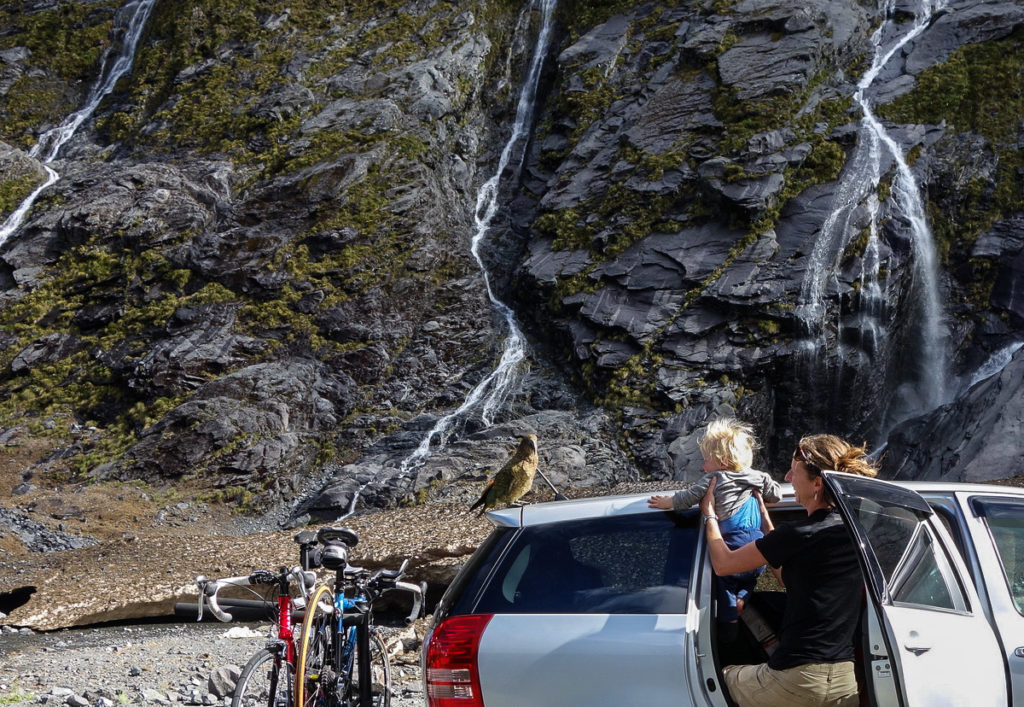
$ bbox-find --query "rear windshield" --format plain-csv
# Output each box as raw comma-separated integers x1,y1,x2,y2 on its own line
473,510,699,614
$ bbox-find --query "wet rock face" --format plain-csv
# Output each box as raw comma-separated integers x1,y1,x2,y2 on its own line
885,346,1024,482
0,0,1021,526
514,0,1024,478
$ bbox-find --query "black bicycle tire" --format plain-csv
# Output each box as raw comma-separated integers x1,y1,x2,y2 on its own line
295,584,335,707
344,628,391,707
231,648,291,707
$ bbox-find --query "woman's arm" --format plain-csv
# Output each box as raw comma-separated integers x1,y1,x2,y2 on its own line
754,490,774,533
753,490,784,586
700,477,771,576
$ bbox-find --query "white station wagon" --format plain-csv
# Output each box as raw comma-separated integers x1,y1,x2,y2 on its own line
422,473,1023,706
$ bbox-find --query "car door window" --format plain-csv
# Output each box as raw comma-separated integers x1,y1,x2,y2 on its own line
970,497,1024,615
889,523,965,611
838,491,967,611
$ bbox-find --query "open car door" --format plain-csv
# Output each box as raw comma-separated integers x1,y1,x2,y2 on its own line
823,472,1008,707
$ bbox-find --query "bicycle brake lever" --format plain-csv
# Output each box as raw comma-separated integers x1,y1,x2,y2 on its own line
194,576,209,622
295,567,316,598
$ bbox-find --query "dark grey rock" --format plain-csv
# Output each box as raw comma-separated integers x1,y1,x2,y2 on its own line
884,347,1024,482
11,333,82,375
904,1,1024,75
558,15,631,72
0,506,97,552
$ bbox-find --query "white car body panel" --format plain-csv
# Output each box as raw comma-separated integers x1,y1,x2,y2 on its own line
476,614,691,707
877,603,1006,705
928,490,1024,704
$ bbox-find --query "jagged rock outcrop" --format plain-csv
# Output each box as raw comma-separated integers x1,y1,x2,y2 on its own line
0,0,1020,535
885,345,1024,481
514,0,1024,479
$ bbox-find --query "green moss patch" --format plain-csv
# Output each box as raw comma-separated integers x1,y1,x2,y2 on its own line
0,239,244,476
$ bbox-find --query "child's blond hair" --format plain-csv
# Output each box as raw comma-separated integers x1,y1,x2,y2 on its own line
698,418,756,471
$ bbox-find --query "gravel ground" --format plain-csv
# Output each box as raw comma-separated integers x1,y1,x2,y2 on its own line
0,620,425,706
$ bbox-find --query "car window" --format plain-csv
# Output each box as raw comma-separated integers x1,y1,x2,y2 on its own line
846,496,967,611
970,497,1024,615
927,500,969,563
889,524,965,611
473,511,699,614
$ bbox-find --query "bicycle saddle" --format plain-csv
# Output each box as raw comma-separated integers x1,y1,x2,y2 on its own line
293,530,318,546
317,526,359,547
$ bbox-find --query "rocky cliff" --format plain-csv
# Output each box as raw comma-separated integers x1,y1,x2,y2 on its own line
0,0,1022,546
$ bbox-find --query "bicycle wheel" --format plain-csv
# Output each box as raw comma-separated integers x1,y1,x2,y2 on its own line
232,648,291,707
295,584,335,707
345,628,391,707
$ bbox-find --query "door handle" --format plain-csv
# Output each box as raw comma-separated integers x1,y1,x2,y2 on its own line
904,630,931,656
1014,647,1024,658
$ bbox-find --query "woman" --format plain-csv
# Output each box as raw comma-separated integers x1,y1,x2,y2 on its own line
700,434,878,707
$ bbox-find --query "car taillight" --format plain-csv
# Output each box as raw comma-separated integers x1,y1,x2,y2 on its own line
425,613,493,706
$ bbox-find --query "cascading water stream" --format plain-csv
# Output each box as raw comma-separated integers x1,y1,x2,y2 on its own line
796,0,950,433
963,341,1024,391
0,0,157,246
399,0,556,475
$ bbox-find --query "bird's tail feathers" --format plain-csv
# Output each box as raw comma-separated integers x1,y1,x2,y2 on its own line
470,480,494,514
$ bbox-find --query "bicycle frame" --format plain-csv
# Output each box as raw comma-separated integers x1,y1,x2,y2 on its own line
337,588,373,707
274,573,298,664
197,530,319,707
296,527,424,707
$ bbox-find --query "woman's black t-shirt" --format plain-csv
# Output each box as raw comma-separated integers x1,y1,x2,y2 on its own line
754,507,863,670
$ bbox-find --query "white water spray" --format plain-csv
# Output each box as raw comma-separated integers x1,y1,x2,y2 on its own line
797,0,950,422
0,0,157,246
963,341,1024,391
399,0,556,474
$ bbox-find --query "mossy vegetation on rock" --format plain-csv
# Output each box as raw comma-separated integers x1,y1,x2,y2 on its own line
0,0,1022,514
0,0,519,505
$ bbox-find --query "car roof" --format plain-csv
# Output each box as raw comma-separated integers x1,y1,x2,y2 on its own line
485,479,1024,528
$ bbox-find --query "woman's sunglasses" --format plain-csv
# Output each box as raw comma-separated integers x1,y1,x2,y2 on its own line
793,446,822,473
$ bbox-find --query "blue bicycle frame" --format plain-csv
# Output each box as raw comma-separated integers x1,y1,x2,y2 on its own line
335,586,374,705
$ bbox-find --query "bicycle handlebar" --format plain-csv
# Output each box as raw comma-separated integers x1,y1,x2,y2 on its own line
394,580,426,625
196,574,248,622
195,565,315,622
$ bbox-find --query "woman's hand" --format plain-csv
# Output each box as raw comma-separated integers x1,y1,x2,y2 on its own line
699,475,718,516
647,495,673,510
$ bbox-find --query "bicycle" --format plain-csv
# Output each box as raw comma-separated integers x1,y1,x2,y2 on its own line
295,527,425,707
195,530,320,707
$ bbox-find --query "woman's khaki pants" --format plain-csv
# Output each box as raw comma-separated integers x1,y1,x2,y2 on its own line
722,661,859,707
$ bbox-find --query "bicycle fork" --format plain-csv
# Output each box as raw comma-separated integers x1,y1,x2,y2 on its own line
340,600,373,707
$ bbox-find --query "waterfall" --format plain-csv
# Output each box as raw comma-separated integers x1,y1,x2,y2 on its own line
0,0,157,246
796,0,950,436
399,0,556,474
963,341,1024,391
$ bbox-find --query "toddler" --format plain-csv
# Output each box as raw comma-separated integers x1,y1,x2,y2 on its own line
648,418,780,625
